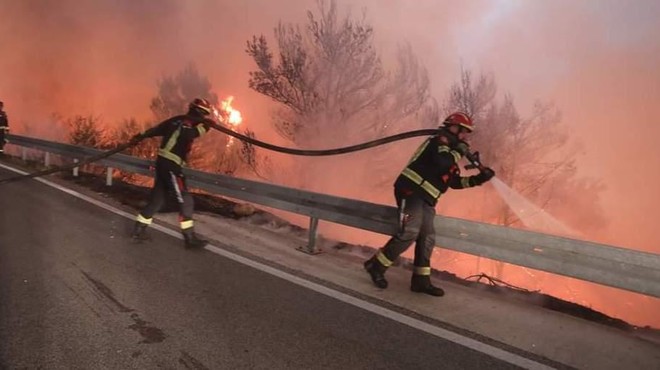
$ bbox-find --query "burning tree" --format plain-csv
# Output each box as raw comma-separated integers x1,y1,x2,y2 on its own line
246,0,437,192
107,118,159,159
103,118,161,183
61,64,262,184
67,115,105,148
64,115,103,175
442,68,607,277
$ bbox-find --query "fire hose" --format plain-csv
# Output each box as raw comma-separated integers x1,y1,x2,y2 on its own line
0,122,489,185
0,125,442,185
207,122,440,156
209,121,490,173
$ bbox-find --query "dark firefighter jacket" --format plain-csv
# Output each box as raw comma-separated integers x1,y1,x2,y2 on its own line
142,114,213,166
394,132,481,206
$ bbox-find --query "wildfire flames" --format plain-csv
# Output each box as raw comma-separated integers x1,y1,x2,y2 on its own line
213,96,243,148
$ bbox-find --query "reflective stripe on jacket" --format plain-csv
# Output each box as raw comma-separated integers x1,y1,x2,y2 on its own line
142,114,213,166
394,134,477,205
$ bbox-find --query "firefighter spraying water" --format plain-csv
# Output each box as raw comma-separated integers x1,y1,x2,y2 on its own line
364,112,495,296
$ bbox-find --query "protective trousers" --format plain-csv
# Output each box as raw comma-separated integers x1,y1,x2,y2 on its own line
138,158,194,225
378,190,436,274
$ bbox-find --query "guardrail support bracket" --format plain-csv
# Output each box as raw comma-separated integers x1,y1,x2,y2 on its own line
297,216,323,255
106,167,114,186
73,159,79,177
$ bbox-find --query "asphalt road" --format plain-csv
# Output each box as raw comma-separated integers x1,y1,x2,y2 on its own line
0,167,522,369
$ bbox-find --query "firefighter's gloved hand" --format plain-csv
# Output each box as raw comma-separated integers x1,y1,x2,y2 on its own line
472,167,495,186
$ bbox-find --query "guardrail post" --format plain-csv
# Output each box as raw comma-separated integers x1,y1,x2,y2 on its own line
44,152,50,167
297,216,323,255
106,167,113,186
21,147,27,161
73,159,79,177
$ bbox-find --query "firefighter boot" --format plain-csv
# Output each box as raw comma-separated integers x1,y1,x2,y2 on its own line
363,257,388,289
182,228,208,249
410,274,445,297
131,221,150,242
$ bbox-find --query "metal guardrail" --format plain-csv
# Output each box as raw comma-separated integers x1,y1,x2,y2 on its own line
5,134,660,298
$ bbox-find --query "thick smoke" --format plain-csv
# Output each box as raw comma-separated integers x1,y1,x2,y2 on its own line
1,0,658,327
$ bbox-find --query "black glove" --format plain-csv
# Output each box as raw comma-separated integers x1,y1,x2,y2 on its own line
472,167,495,186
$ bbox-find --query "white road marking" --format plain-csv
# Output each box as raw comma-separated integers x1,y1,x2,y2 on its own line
0,163,555,370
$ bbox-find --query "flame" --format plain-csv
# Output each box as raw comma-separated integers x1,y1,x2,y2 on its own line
212,96,243,147
219,96,242,126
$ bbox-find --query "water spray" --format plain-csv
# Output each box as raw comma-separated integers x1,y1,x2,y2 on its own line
459,148,576,236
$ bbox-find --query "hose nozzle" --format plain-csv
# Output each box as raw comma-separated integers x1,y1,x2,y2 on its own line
464,150,484,171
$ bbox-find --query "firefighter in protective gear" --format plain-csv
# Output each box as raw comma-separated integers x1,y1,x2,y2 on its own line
364,112,495,296
131,98,215,249
0,101,9,153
